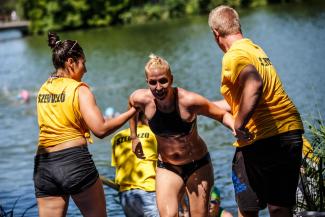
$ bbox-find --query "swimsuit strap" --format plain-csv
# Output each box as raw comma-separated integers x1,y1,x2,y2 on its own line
149,87,196,136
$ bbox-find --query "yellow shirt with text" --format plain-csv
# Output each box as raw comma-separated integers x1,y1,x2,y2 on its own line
37,77,92,148
111,125,158,192
221,38,303,147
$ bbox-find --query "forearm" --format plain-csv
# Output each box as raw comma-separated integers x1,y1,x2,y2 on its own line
129,111,138,139
213,99,231,112
79,86,137,138
235,82,262,130
222,112,235,131
196,96,228,123
99,107,137,138
129,110,145,159
235,64,263,131
128,95,138,139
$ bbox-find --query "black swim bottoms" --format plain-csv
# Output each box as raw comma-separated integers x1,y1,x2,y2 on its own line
232,130,303,210
33,145,99,197
157,153,211,183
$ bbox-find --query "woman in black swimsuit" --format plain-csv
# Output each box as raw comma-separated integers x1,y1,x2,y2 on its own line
129,54,247,217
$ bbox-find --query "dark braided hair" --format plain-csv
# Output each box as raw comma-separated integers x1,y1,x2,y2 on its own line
48,32,84,70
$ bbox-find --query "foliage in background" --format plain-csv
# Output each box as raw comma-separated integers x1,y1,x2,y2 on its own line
0,0,19,21
8,0,309,34
295,118,325,213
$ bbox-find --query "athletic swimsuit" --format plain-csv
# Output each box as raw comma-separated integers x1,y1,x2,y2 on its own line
149,88,211,183
148,88,195,137
157,153,211,183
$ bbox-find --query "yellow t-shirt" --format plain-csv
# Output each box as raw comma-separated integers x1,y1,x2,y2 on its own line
37,77,92,148
221,38,303,147
111,124,158,192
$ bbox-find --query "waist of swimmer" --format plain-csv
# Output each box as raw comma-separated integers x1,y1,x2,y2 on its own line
37,137,87,155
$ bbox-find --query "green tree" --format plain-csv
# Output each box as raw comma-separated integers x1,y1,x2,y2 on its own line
17,0,310,34
296,118,325,213
19,0,89,34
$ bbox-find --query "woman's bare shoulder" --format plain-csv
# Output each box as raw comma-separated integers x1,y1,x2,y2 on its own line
130,89,152,103
177,87,203,106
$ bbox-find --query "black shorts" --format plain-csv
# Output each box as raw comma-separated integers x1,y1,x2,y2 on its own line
33,145,99,197
232,130,303,210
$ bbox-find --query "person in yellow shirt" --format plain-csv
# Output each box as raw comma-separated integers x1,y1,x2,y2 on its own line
34,32,137,217
208,6,304,217
110,111,159,217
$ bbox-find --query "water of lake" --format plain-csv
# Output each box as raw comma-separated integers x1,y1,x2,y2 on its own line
0,1,324,216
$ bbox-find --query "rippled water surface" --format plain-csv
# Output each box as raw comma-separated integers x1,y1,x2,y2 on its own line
0,1,324,216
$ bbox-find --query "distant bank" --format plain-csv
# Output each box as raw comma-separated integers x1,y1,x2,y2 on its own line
0,21,29,35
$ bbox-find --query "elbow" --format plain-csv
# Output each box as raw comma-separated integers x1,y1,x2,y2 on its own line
92,129,110,139
90,118,116,139
93,131,106,139
94,128,118,139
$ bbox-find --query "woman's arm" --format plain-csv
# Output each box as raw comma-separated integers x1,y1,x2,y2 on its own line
192,93,234,131
213,99,231,112
128,90,146,159
190,92,251,141
79,85,137,139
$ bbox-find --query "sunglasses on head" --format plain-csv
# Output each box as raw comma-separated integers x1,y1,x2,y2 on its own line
148,78,169,85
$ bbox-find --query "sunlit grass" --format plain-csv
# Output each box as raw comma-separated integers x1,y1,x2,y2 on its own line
295,117,325,213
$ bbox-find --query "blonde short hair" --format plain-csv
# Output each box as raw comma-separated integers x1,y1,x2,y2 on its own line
145,54,171,76
208,5,241,37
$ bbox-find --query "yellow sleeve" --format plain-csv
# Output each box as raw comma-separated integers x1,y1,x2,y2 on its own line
222,50,251,84
110,136,117,167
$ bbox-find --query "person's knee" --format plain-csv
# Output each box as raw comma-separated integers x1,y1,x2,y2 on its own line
158,209,178,217
157,203,178,217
